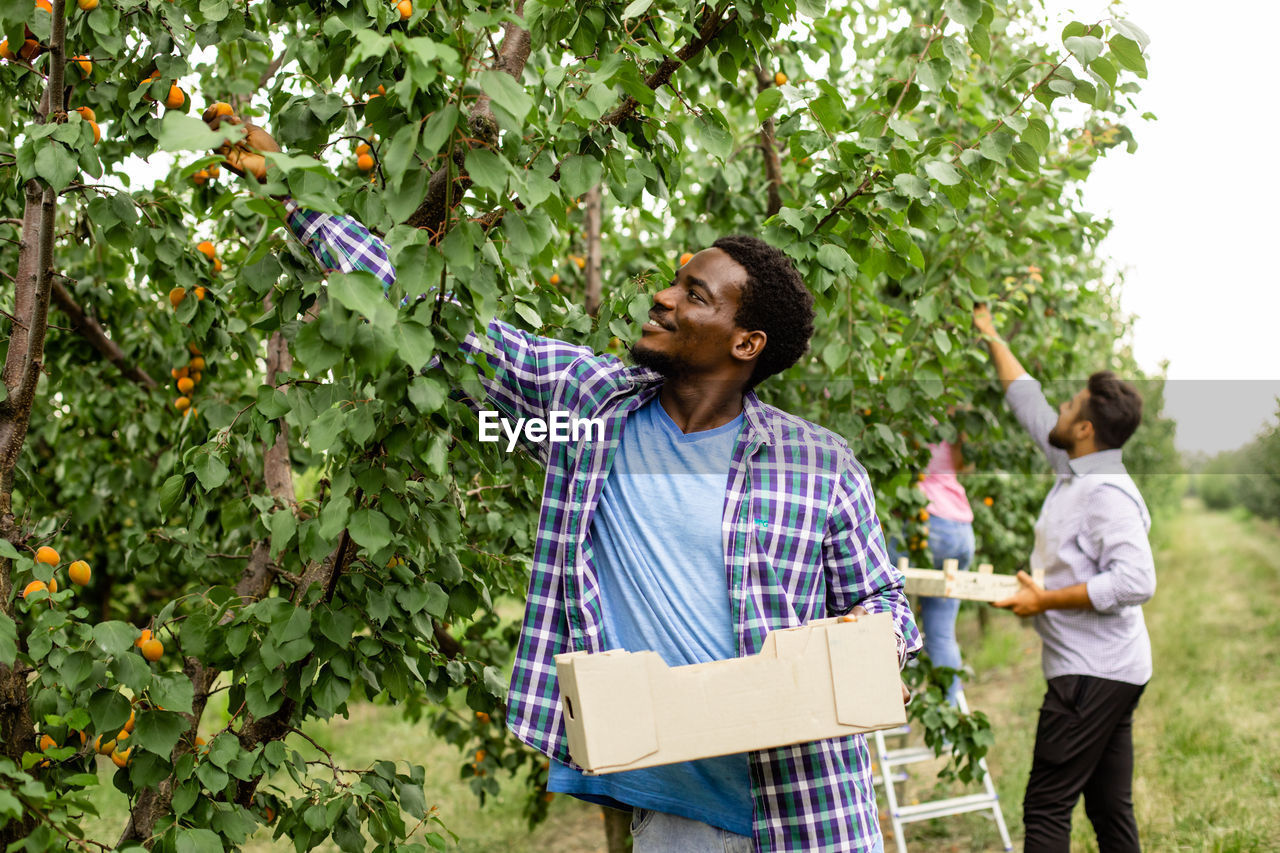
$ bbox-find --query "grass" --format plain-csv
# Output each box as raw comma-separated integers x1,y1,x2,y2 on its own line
75,499,1280,851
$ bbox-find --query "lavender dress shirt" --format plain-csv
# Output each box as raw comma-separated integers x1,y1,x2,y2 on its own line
1006,375,1156,686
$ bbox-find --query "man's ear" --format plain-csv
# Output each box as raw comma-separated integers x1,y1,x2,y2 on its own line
732,329,766,363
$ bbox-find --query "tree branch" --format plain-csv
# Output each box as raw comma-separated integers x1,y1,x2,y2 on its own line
814,169,883,232
600,5,737,129
49,281,158,390
754,67,783,217
882,13,947,133
584,186,602,316
405,1,530,233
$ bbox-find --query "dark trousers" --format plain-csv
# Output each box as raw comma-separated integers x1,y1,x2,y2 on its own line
1023,674,1146,853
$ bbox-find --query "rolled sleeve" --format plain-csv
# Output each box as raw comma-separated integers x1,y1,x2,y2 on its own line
283,201,397,292
823,453,922,666
1083,486,1156,614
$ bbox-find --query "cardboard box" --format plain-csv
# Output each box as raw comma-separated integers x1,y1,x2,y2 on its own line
555,612,906,775
901,559,1045,602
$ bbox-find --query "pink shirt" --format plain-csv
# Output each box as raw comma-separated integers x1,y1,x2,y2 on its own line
921,440,973,523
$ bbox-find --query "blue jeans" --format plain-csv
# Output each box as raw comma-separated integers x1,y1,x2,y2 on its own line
630,809,753,853
888,515,975,705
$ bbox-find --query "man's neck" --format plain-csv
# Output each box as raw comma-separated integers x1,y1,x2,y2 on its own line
657,379,747,434
1066,440,1102,460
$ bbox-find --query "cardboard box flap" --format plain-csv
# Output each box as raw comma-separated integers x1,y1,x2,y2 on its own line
827,613,905,729
558,650,660,770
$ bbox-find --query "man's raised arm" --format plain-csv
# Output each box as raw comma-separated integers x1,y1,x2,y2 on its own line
973,305,1026,392
973,305,1069,474
202,104,603,434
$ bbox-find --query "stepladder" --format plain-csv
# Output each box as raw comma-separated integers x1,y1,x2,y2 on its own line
875,556,1017,852
872,686,1014,852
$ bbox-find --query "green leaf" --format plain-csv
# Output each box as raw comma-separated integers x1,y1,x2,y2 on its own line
92,621,138,657
0,614,14,667
916,57,952,92
154,113,228,152
942,0,980,28
1108,35,1147,77
319,494,352,539
816,244,852,273
915,293,939,322
308,93,345,123
924,160,962,186
978,131,1014,162
424,582,449,618
477,70,533,123
88,689,130,735
1089,56,1118,88
1011,141,1039,171
318,607,355,645
394,321,436,370
621,0,652,18
34,144,78,192
176,828,223,853
1002,114,1028,133
348,509,392,554
754,87,783,124
421,105,459,154
256,385,291,420
134,710,185,757
159,473,187,514
887,117,918,141
967,24,990,59
693,113,733,160
1112,18,1151,50
193,453,230,490
1021,118,1050,154
382,121,421,189
1064,35,1103,64
110,652,152,694
269,509,297,556
465,148,508,194
330,271,397,327
150,673,195,715
560,154,603,198
893,173,929,199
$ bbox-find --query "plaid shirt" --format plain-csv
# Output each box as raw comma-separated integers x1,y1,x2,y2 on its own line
285,206,922,852
283,201,398,288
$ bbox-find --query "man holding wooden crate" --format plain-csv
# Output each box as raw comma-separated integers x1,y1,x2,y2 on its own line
201,108,922,853
974,305,1155,853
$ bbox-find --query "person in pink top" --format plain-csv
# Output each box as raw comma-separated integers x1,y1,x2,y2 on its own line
888,439,974,704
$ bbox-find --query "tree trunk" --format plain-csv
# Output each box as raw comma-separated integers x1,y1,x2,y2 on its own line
584,186,603,317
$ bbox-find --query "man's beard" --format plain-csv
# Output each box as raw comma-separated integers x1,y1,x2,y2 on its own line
628,341,687,379
1048,426,1072,452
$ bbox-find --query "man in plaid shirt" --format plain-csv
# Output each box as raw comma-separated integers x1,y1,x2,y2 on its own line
211,112,921,852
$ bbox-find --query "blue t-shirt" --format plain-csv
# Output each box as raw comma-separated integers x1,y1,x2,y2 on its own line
549,396,753,836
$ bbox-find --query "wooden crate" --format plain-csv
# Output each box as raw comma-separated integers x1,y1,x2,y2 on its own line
899,558,1044,602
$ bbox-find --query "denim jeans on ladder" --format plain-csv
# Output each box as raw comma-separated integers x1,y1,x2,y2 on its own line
888,515,975,705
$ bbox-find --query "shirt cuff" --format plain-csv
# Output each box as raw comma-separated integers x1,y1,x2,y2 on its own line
1086,572,1118,614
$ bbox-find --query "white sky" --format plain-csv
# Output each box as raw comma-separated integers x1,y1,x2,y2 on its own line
1041,0,1280,453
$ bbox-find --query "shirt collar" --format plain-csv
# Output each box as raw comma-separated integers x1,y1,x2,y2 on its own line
1066,447,1126,477
618,369,775,448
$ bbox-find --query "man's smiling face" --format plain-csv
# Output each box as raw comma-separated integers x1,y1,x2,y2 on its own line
629,248,753,380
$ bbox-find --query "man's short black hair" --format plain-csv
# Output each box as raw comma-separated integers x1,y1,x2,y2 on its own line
1084,371,1143,449
712,235,815,388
